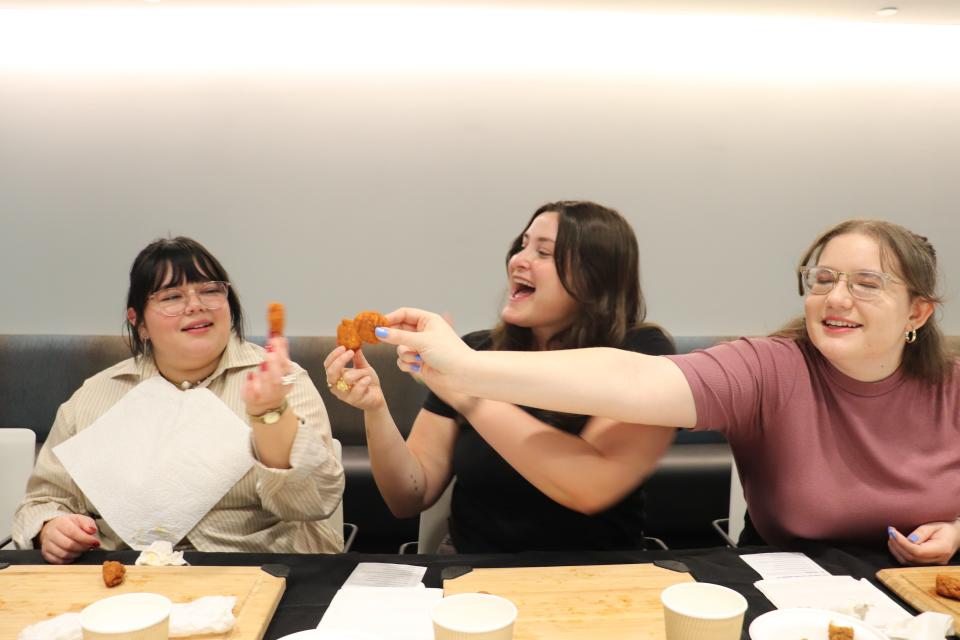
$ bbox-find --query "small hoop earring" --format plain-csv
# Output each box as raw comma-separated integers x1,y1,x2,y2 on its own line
905,329,917,344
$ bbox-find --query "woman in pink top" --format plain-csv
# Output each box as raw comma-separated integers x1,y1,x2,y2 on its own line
376,219,960,565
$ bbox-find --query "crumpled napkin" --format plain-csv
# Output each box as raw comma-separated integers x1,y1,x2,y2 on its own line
135,540,188,566
836,605,955,640
18,595,236,640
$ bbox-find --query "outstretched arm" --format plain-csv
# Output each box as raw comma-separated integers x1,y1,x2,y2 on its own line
379,308,698,428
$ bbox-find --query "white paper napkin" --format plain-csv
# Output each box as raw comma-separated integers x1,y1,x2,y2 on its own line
135,540,188,566
54,376,255,549
18,595,237,640
317,586,443,640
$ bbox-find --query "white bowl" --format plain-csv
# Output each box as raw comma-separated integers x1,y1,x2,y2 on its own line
81,592,171,640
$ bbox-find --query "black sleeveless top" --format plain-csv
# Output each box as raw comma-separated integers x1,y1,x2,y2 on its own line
422,327,675,553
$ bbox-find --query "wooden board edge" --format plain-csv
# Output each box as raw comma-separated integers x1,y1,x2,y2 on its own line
876,569,960,624
239,572,286,640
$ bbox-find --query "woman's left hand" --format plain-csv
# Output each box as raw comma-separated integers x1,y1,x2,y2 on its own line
244,336,294,417
888,520,960,565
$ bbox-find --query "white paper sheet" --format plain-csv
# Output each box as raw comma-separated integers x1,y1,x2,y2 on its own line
740,552,831,580
54,376,255,549
342,563,428,588
755,575,912,627
317,587,442,640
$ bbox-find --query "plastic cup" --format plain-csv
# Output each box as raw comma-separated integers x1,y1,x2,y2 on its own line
432,593,517,640
81,592,171,640
661,582,747,640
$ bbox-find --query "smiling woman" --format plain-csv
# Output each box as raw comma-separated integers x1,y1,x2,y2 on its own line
324,201,677,554
12,236,345,563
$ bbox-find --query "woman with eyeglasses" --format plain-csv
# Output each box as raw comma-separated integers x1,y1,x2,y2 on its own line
378,219,960,565
13,237,345,563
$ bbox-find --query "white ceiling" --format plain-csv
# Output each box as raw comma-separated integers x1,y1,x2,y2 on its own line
1,0,959,25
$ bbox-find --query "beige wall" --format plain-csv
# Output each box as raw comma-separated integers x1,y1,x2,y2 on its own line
1,7,958,337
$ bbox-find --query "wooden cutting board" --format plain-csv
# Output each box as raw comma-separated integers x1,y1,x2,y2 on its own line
876,566,960,628
444,563,694,639
0,564,285,639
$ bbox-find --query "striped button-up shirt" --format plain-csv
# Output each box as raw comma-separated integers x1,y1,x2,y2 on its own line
13,337,345,553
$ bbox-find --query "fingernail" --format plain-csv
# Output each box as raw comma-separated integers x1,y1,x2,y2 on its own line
268,330,276,338
375,327,388,338
908,534,920,543
247,372,254,381
260,361,268,371
414,355,422,362
411,364,421,373
887,526,895,538
91,541,100,547
266,344,274,353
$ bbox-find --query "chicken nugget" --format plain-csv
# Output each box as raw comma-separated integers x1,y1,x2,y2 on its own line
337,319,361,351
102,560,125,588
267,302,285,337
936,573,960,600
828,622,854,640
354,311,388,345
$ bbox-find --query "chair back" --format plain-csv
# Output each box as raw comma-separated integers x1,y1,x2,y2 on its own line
728,457,746,542
417,479,454,554
0,427,36,548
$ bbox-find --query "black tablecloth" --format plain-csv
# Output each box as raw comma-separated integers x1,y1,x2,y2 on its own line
0,545,921,639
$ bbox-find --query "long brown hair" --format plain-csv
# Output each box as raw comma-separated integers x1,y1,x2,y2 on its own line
773,218,953,383
490,201,659,351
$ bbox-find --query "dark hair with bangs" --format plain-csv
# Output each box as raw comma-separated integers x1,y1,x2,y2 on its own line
772,218,954,384
491,201,660,352
125,236,245,358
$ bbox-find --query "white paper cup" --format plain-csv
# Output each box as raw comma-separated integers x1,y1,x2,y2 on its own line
432,593,518,640
661,582,747,640
81,592,171,640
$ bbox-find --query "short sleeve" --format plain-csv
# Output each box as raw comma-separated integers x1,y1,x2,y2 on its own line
665,337,803,437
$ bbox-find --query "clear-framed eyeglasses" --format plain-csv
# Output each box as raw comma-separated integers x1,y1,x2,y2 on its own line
148,281,231,317
799,266,901,301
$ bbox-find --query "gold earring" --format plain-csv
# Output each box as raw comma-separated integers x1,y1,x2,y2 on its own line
905,329,917,344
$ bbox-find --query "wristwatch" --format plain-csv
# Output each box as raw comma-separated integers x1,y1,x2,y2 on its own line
248,398,289,425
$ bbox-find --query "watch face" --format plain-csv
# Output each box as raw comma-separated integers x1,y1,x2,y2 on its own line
262,411,281,425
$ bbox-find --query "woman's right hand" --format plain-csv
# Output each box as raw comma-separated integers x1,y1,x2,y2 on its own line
39,514,100,564
324,346,386,411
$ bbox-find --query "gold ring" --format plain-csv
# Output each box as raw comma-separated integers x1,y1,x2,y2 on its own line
335,378,351,392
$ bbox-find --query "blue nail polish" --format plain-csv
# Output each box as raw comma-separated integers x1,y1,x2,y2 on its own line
414,355,422,362
908,534,920,543
887,526,895,538
411,364,421,373
375,327,388,338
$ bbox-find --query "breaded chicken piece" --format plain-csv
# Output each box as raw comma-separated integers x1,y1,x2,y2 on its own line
936,573,960,600
267,302,285,337
354,311,389,344
337,319,362,351
828,622,854,640
102,560,126,588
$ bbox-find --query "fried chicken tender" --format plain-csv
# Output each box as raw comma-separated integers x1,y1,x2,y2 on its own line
336,311,388,351
828,622,854,640
337,319,362,351
354,311,388,344
936,573,960,600
267,302,285,337
102,560,125,588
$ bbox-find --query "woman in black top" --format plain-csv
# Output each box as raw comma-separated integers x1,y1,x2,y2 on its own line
324,201,675,552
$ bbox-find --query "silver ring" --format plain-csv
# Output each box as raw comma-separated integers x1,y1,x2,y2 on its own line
281,372,299,386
